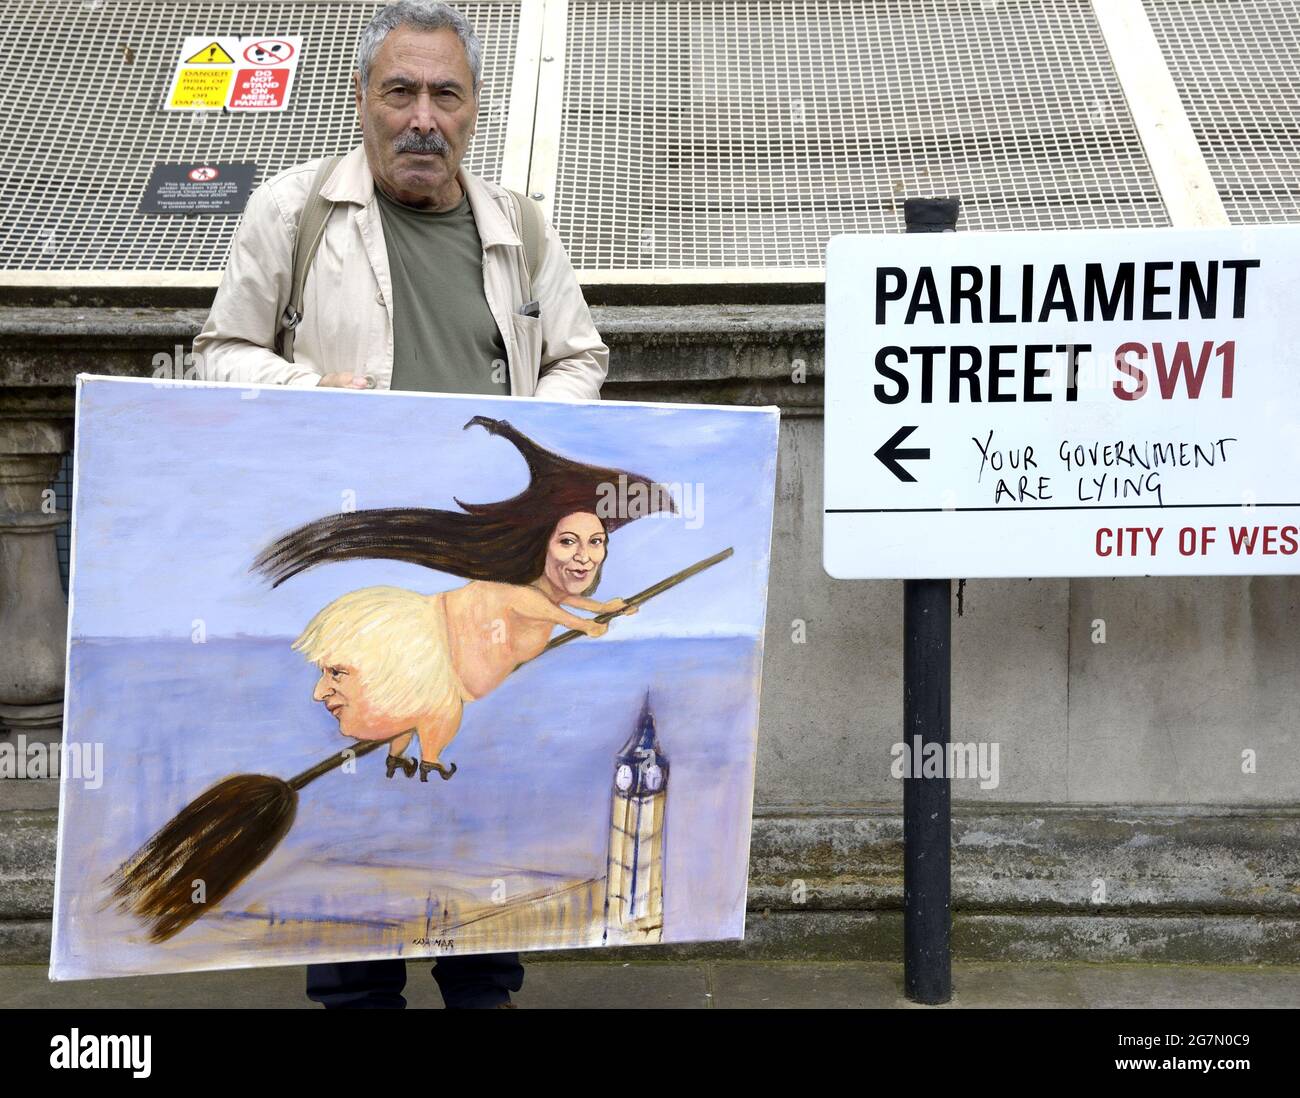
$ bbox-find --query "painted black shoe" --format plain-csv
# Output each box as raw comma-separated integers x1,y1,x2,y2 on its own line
386,755,417,779
419,760,458,782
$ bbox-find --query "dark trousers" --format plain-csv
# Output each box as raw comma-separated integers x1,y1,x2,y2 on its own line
306,953,523,1009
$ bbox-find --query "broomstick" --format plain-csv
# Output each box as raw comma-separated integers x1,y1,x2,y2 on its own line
106,547,734,943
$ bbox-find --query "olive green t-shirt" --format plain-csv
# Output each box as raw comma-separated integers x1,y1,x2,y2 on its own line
374,185,510,396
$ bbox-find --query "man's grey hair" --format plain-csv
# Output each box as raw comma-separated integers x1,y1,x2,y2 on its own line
355,2,483,93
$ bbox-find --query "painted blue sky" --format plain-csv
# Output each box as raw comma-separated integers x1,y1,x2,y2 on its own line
69,378,779,640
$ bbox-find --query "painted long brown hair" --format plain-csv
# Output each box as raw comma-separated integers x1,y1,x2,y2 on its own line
252,416,674,587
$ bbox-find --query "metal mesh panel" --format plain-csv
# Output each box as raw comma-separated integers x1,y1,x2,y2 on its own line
553,0,1169,270
1145,0,1300,224
53,448,73,595
0,1,521,272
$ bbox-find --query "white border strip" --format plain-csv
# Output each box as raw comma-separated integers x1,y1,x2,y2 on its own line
0,267,829,290
1091,0,1228,228
576,267,825,284
74,371,780,415
526,0,568,222
0,271,223,289
47,379,81,981
499,0,545,191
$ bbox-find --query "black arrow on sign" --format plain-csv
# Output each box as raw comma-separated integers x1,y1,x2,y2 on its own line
875,426,930,482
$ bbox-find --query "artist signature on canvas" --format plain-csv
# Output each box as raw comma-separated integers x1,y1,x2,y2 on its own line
412,938,455,949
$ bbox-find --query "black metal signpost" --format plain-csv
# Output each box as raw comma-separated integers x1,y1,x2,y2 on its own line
901,199,959,1005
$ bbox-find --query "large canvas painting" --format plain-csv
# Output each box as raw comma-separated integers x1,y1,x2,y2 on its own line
50,377,779,979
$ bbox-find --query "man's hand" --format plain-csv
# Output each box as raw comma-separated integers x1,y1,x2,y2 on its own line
602,598,638,616
319,373,375,389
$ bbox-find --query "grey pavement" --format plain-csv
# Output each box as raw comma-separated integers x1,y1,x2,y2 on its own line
3,960,1297,1009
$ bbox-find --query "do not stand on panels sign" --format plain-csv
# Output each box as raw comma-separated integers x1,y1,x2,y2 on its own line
823,226,1300,579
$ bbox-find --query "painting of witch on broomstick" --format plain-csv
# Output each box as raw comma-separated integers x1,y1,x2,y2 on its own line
51,380,777,979
270,416,665,783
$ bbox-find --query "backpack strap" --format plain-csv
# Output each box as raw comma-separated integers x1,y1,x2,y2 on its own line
504,188,547,301
277,154,345,363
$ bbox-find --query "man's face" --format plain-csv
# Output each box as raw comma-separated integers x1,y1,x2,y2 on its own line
354,25,478,210
312,662,409,739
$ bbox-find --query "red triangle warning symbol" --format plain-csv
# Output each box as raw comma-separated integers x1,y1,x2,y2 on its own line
184,41,235,65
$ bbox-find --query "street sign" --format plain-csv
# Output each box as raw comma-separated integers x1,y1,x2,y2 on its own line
824,226,1300,578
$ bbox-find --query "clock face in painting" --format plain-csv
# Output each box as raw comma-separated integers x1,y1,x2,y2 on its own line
645,764,663,791
615,764,634,791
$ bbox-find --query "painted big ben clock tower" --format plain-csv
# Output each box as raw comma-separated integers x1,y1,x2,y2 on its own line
603,694,669,945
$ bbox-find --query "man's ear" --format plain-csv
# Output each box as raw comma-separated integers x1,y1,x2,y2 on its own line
353,71,364,128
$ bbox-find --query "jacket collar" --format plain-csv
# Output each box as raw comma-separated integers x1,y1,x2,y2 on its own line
321,143,521,248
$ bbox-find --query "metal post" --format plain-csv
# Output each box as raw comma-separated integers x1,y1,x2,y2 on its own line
903,578,952,1004
901,198,958,1005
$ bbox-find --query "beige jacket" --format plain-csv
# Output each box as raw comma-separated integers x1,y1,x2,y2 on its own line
193,143,607,399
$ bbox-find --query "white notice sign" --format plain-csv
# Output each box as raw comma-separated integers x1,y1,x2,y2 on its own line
824,227,1300,578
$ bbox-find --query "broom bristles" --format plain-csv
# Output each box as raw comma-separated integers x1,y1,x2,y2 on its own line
106,774,299,943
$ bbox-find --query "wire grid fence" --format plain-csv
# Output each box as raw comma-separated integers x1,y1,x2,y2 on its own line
0,0,520,271
1144,0,1300,224
52,448,73,594
8,1,1297,276
551,0,1169,270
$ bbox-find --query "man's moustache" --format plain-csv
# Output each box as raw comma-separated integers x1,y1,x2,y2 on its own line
394,136,450,155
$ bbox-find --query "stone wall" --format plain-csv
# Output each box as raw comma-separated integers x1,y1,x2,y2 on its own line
1,303,1296,962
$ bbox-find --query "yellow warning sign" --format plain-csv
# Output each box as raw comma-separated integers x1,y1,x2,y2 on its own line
165,34,302,111
168,68,234,109
184,41,235,65
167,35,241,110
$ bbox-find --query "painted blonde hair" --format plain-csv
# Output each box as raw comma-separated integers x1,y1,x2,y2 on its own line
293,586,464,720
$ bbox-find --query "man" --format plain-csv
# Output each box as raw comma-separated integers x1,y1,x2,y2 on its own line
193,1,605,399
194,0,608,1008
